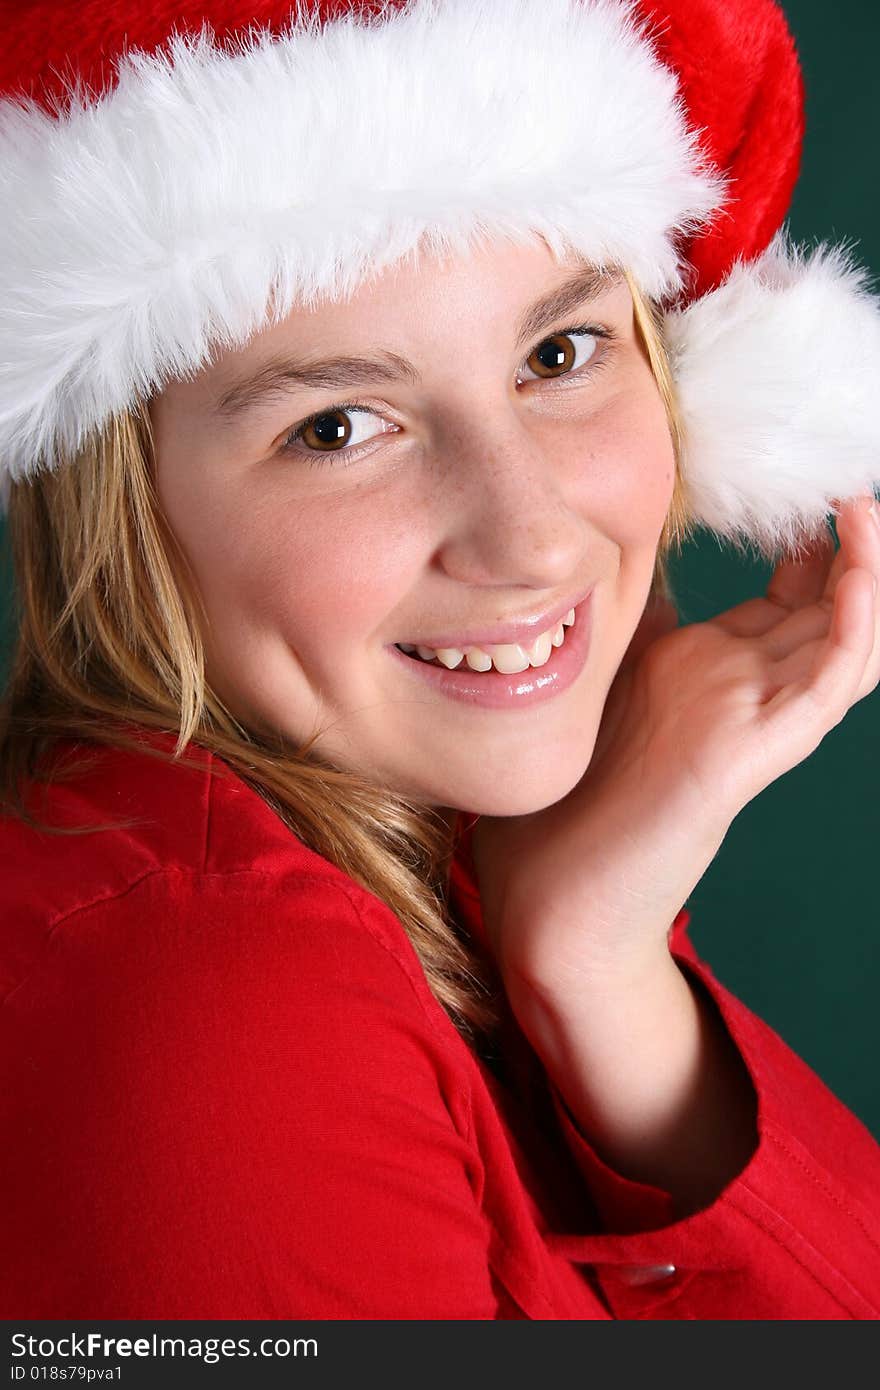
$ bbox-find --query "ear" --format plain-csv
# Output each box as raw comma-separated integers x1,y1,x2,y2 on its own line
663,228,880,563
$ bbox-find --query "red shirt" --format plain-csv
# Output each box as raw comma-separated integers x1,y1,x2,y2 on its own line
2,729,879,1319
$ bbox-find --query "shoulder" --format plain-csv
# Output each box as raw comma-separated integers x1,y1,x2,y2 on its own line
0,730,443,1033
0,725,344,884
2,747,475,1129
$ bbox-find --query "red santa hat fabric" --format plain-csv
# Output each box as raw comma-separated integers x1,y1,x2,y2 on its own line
0,0,877,557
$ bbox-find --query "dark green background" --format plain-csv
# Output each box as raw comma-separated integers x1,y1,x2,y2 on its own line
1,2,877,1136
666,0,880,1139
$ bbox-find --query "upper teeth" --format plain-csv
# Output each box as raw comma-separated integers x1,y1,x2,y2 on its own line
399,609,576,673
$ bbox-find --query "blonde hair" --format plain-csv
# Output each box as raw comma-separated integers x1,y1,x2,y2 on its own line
0,269,693,1054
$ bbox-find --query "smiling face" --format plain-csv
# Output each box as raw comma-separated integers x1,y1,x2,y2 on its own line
148,235,676,817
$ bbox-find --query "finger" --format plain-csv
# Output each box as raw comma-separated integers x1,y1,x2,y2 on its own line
755,603,833,660
845,498,880,702
711,529,836,642
727,495,880,660
760,563,876,746
760,563,880,686
818,495,880,698
823,492,880,607
822,542,848,601
753,521,846,659
763,524,837,613
852,632,880,706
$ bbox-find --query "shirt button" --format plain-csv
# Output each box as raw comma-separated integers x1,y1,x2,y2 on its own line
615,1263,678,1287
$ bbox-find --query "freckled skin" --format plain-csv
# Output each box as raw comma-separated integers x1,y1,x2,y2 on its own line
149,236,675,818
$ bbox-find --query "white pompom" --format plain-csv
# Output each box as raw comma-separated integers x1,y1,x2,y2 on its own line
664,228,880,560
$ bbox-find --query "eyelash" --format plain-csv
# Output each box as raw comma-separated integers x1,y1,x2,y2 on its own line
280,323,618,468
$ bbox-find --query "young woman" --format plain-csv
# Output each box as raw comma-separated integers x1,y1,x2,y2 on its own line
2,0,879,1320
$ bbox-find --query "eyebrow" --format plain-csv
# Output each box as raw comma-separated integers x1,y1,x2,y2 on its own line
212,264,625,420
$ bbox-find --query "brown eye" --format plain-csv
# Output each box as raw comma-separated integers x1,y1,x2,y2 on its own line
518,327,607,385
525,332,580,378
281,404,397,465
298,408,353,452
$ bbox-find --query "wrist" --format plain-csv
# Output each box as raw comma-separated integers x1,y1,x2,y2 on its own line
503,935,682,1051
495,890,688,1014
505,947,758,1215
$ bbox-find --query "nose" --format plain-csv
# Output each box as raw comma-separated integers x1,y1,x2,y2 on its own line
432,415,589,589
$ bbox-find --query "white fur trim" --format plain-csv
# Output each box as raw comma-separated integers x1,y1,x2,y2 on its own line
664,229,880,559
0,0,724,490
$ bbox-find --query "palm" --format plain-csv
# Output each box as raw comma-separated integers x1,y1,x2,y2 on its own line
591,511,877,811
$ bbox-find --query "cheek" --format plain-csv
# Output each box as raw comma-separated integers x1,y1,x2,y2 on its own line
576,387,676,543
164,469,422,649
247,506,387,636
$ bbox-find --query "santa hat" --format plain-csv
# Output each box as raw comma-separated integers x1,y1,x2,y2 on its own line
0,0,878,559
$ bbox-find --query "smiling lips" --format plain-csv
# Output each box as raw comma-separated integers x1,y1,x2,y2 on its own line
397,608,576,674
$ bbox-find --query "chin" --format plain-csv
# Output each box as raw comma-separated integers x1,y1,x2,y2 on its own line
455,779,585,820
425,740,599,820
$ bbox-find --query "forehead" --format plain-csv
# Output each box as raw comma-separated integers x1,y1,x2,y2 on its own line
198,243,628,424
